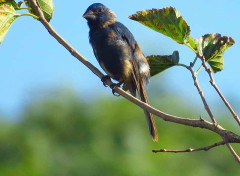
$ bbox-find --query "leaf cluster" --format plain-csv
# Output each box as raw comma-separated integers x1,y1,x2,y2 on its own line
0,0,53,43
130,7,234,74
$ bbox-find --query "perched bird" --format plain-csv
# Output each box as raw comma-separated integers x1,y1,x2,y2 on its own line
83,3,158,141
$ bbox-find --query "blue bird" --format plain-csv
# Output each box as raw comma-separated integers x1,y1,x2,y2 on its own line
83,3,158,141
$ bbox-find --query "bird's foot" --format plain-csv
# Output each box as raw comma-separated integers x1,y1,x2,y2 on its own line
110,82,123,96
101,75,111,87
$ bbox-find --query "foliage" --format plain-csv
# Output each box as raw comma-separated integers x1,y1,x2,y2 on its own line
0,0,54,42
0,90,239,175
0,3,19,43
130,7,234,74
147,51,179,76
129,7,190,44
197,34,235,72
26,0,54,22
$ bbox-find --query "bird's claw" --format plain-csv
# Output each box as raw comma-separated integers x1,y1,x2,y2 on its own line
101,75,110,87
110,84,120,96
110,82,123,96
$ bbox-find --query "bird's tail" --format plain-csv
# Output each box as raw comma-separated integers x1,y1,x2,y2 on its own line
138,79,158,142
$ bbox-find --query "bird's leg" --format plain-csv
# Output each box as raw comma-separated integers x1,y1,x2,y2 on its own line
101,75,111,87
101,75,123,96
110,82,123,96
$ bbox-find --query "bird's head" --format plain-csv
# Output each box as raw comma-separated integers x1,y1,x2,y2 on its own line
83,3,116,24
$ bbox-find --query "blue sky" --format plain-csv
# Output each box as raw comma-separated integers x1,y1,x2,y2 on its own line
1,0,240,118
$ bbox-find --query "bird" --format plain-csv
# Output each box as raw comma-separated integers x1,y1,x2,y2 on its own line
83,3,158,141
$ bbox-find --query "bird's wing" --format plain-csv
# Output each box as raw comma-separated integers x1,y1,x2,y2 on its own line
112,22,141,90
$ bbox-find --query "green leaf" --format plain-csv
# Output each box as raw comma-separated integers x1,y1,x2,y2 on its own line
26,0,54,22
0,0,14,3
0,0,19,9
147,51,180,77
0,0,12,2
0,3,19,43
197,33,235,73
185,35,198,52
129,7,190,44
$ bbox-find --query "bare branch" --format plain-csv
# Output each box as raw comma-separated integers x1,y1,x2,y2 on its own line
152,141,227,153
226,143,240,164
188,65,217,124
31,0,240,163
199,55,240,126
29,0,105,80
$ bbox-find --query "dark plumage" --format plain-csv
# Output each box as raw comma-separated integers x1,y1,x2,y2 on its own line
83,3,158,141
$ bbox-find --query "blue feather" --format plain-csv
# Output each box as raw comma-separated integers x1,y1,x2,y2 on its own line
86,3,106,10
111,22,137,50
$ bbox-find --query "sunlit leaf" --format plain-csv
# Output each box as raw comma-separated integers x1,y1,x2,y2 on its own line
185,35,198,52
0,3,19,43
26,0,54,22
197,33,235,73
129,7,190,44
147,51,179,76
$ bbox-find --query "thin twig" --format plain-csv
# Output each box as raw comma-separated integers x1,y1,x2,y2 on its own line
188,65,217,124
196,65,203,74
19,13,39,19
199,55,240,126
30,0,105,79
31,0,240,163
17,7,31,10
152,141,227,153
192,55,198,67
189,60,240,161
226,143,240,164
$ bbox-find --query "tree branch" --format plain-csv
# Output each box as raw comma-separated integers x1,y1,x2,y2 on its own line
226,143,240,164
152,141,227,153
31,0,240,163
199,55,240,126
188,64,217,124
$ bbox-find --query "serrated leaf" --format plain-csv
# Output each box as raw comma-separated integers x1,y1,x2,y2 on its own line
129,7,190,44
26,0,54,22
197,33,234,73
0,3,19,43
147,51,179,77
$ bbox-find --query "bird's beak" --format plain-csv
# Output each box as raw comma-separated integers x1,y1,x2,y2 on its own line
83,11,94,20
